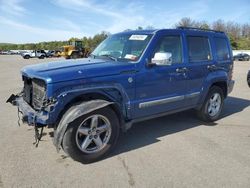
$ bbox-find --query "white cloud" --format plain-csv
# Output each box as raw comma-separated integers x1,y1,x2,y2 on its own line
51,0,150,33
49,18,82,32
50,0,210,34
145,1,209,28
0,16,87,43
52,0,122,18
0,0,27,16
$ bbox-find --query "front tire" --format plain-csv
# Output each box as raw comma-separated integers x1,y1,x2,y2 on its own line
70,52,79,59
197,86,224,122
24,55,30,59
62,106,120,163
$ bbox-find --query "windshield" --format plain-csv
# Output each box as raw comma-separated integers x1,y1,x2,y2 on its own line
91,33,152,61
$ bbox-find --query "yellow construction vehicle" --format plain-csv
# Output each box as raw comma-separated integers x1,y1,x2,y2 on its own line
58,40,91,59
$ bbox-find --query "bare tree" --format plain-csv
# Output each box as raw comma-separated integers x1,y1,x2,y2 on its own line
212,19,226,32
176,17,196,27
226,21,241,39
242,24,250,38
176,18,210,29
195,21,210,29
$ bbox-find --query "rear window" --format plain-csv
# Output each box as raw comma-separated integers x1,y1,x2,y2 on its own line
187,36,211,62
214,37,230,61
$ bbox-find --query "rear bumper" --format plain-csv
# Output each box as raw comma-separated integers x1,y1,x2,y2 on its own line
228,80,235,94
7,94,49,126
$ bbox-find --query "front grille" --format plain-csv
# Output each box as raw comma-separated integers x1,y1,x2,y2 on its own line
32,79,46,110
23,76,32,104
22,76,46,110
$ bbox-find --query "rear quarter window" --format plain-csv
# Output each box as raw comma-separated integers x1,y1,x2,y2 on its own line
214,37,230,61
187,36,211,62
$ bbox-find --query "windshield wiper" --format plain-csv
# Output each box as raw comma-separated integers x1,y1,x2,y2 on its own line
99,54,117,61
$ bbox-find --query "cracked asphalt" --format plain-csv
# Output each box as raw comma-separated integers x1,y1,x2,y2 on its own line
0,55,250,188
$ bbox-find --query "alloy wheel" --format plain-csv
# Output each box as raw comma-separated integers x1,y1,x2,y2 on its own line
75,114,112,154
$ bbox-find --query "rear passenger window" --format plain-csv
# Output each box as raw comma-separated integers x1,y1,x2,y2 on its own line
187,36,211,62
214,37,230,61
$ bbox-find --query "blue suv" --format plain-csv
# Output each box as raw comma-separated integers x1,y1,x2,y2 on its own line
7,27,234,163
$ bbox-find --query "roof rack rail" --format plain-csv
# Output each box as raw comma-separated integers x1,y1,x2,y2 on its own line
177,26,224,33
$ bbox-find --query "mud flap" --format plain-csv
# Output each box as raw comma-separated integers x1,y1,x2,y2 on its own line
53,99,113,151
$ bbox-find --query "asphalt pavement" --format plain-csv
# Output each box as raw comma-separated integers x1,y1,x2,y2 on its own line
0,55,249,188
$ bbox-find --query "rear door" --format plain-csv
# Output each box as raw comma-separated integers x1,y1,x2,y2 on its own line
184,34,214,106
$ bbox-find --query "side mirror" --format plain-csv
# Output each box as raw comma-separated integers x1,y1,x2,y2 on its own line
151,52,172,66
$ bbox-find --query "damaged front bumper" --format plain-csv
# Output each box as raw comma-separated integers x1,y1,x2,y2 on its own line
6,94,49,127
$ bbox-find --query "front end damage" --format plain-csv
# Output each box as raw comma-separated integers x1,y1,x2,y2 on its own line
6,78,56,146
6,93,50,126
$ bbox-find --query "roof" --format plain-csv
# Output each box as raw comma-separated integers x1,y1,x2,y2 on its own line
118,27,226,36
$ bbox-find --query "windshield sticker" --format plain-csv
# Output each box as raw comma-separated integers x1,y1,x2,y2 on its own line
124,54,137,60
129,35,147,40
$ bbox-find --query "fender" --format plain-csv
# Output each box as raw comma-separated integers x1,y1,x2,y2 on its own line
53,99,113,151
48,83,132,125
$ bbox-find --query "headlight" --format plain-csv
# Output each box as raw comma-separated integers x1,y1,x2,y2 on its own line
32,79,46,110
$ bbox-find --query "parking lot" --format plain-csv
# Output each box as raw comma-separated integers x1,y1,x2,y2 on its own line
0,55,249,187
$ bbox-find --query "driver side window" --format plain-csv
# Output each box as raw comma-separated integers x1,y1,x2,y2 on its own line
153,35,183,64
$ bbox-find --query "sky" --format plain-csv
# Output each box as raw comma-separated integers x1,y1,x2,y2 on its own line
0,0,249,43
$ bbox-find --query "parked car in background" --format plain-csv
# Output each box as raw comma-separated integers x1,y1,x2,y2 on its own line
21,50,46,59
2,51,8,55
247,70,250,87
233,53,250,61
0,50,16,55
46,50,57,57
7,51,16,55
7,27,235,163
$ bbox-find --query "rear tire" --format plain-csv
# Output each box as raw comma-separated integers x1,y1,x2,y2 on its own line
197,86,224,122
62,106,120,163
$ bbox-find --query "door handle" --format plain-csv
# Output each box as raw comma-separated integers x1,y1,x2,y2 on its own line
176,67,188,73
207,65,217,71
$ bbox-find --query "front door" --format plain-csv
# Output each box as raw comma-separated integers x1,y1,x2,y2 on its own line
133,33,188,119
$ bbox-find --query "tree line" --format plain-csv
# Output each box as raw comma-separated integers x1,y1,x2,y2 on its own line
176,17,250,50
0,32,109,51
1,18,250,51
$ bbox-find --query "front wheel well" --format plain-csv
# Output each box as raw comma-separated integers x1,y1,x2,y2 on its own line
210,81,227,98
54,92,124,129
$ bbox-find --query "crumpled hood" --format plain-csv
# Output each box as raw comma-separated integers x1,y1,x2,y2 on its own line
21,58,136,84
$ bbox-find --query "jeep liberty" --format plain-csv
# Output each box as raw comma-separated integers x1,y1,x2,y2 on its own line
7,27,235,163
